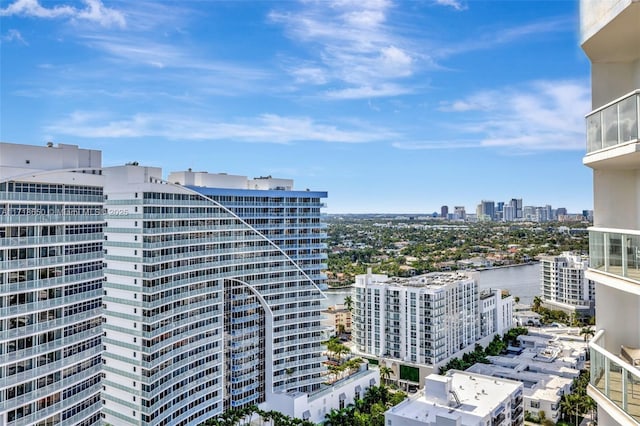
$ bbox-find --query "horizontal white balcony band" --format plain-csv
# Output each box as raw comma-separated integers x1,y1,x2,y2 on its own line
585,90,639,154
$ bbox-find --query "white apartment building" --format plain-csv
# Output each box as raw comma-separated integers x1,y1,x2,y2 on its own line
479,289,514,339
101,165,327,425
539,252,595,315
0,142,104,426
352,272,513,387
580,0,640,425
168,171,328,290
385,370,524,426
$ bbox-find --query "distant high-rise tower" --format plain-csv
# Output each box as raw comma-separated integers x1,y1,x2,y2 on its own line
581,0,640,424
440,205,449,218
510,198,523,219
453,206,466,220
480,200,495,221
503,205,516,222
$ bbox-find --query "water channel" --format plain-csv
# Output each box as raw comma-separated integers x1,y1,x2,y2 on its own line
322,262,541,308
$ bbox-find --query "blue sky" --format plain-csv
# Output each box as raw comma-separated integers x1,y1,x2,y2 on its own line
0,0,592,214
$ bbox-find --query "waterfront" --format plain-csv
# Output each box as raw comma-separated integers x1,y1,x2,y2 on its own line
322,263,541,308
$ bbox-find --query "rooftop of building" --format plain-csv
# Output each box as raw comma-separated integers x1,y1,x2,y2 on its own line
323,304,351,313
357,271,477,289
464,328,585,403
167,169,327,196
466,363,572,403
387,370,522,423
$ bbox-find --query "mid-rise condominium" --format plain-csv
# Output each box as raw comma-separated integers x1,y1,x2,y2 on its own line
352,271,513,385
0,142,104,426
539,252,594,316
580,0,640,424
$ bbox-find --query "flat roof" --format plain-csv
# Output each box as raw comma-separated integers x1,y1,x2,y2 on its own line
186,185,327,198
388,370,521,423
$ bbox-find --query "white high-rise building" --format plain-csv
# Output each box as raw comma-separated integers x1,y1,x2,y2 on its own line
101,165,327,425
580,0,640,424
168,170,328,290
503,205,516,222
352,271,513,385
0,142,104,426
540,252,594,315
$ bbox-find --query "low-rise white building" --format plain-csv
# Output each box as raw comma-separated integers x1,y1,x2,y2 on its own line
467,361,573,423
385,370,524,426
466,328,587,423
271,364,379,423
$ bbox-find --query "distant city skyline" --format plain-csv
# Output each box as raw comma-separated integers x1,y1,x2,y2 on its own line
1,0,592,213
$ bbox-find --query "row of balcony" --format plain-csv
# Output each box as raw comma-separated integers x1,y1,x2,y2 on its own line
589,329,640,423
589,227,640,283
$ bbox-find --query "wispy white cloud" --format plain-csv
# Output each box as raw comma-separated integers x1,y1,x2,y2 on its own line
325,84,412,99
434,17,572,58
270,0,420,99
1,29,28,44
46,112,398,144
434,0,467,11
0,0,126,28
402,80,591,152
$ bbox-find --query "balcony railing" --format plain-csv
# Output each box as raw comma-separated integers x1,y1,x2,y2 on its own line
492,412,506,426
590,329,640,423
586,90,639,154
589,227,640,283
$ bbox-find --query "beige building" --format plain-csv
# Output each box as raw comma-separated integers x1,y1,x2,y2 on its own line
580,0,640,425
322,304,352,335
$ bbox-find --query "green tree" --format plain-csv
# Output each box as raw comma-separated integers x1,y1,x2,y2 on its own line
580,326,595,342
532,296,542,312
379,365,394,386
344,295,354,311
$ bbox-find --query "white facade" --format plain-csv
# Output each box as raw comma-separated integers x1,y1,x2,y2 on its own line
101,165,327,425
467,362,571,423
168,171,328,290
271,364,379,423
479,289,514,338
385,370,524,426
352,272,513,375
580,1,640,425
540,252,594,313
0,142,103,426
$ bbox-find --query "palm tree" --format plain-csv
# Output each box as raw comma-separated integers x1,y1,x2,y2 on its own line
335,343,351,362
580,326,595,342
532,296,542,312
344,295,354,311
379,365,394,386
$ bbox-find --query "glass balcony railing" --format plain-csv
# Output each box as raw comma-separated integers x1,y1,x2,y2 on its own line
586,90,639,154
589,227,640,283
590,329,640,423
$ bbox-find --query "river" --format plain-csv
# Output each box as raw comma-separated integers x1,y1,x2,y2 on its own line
322,263,540,308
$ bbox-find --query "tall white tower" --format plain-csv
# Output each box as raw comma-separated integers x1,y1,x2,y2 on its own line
581,1,640,424
101,165,327,425
0,142,104,426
